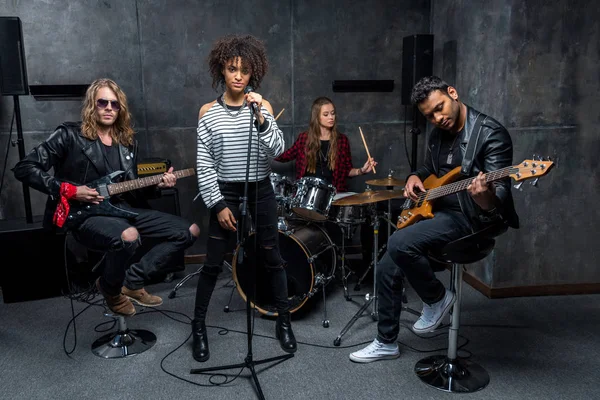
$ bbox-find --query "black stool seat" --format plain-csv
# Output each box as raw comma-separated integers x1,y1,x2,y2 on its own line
416,223,508,393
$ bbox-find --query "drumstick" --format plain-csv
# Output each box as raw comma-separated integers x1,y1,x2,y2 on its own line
275,108,285,121
359,126,376,174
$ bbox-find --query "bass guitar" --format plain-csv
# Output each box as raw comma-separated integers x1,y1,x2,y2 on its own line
64,168,195,229
396,159,554,230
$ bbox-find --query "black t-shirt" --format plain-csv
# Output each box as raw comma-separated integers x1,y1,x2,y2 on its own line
435,130,463,212
102,143,121,174
101,143,125,203
305,140,333,183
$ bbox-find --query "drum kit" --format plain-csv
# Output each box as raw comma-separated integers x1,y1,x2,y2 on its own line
230,171,407,332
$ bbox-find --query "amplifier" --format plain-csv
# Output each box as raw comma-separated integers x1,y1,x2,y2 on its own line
138,157,171,176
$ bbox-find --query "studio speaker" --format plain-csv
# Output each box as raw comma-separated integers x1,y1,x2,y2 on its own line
0,16,29,95
401,34,434,105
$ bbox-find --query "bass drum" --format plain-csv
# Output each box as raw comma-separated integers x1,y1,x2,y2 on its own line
232,222,337,316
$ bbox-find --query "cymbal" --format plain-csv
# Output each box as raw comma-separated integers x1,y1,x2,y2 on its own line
365,176,405,187
332,190,404,206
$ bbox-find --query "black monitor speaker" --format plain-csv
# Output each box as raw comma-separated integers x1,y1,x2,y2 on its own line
401,34,434,106
0,16,29,95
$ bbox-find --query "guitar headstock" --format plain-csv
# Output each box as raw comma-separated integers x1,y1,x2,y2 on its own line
510,158,555,189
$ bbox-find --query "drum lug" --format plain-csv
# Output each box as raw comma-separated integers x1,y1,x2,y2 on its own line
314,273,323,286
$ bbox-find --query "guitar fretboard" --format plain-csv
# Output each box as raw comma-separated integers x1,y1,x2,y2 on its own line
108,168,195,195
424,166,516,201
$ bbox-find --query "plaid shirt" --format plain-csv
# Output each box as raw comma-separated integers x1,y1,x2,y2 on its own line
275,131,353,192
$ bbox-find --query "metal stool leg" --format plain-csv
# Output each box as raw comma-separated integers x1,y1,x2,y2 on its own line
414,263,490,392
92,313,157,359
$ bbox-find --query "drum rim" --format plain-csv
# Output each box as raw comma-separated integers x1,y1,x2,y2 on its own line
290,206,328,221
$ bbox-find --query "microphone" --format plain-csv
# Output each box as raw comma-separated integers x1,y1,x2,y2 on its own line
244,86,260,115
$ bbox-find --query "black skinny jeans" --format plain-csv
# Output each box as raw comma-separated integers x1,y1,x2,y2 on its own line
193,177,289,321
376,210,472,344
73,203,195,295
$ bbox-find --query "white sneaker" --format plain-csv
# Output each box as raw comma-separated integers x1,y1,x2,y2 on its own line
349,339,400,363
412,289,456,334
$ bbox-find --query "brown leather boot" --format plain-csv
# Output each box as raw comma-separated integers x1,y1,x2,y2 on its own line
95,278,136,316
122,286,163,307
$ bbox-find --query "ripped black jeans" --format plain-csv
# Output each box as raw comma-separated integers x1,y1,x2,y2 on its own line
193,177,288,321
73,204,195,295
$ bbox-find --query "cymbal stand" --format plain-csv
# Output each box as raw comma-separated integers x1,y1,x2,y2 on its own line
354,207,395,291
337,222,358,302
333,217,381,346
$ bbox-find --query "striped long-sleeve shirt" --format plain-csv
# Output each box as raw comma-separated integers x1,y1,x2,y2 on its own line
196,97,285,209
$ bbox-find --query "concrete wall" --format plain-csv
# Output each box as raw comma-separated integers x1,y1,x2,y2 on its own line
0,0,430,254
431,0,600,290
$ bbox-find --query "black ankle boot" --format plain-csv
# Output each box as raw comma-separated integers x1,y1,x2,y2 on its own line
276,312,297,353
192,320,209,362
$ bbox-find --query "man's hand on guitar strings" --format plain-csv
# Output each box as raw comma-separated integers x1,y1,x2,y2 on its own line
74,185,104,204
467,172,496,210
157,167,177,188
404,175,425,201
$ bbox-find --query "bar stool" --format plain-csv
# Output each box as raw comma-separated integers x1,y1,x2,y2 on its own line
414,223,508,393
64,231,157,359
92,312,156,359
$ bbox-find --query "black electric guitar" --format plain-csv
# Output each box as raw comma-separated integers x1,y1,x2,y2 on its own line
396,159,554,230
64,168,195,230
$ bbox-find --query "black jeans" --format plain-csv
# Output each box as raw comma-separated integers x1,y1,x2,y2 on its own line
193,177,288,321
376,210,472,344
74,203,195,295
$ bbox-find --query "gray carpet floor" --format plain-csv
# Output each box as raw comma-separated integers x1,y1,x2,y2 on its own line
1,263,599,400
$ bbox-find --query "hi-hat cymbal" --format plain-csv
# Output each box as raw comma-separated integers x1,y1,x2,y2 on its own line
332,190,404,206
365,176,405,187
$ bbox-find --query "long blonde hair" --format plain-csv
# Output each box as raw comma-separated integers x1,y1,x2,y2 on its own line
80,78,135,146
305,97,338,173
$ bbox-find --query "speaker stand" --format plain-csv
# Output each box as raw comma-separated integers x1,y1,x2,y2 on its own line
12,95,33,223
410,105,422,172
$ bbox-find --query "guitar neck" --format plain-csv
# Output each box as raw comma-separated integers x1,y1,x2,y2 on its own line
108,168,195,195
425,166,514,201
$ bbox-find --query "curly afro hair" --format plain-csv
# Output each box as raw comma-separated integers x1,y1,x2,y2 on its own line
207,34,269,91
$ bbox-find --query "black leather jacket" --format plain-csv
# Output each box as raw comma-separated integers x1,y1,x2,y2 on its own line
12,122,153,229
412,105,519,231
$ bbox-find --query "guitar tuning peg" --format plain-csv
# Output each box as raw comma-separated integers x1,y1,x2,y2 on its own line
514,182,524,191
530,178,539,187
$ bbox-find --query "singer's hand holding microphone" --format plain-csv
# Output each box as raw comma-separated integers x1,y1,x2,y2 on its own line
244,86,265,124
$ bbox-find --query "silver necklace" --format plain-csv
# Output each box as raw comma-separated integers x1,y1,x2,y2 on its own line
221,93,246,118
446,133,461,164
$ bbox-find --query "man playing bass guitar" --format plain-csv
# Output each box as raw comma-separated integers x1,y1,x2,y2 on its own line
350,76,519,363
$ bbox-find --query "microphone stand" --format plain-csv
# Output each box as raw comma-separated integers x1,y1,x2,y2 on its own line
190,101,293,400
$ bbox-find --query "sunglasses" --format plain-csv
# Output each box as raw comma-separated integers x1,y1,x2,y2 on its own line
96,98,121,110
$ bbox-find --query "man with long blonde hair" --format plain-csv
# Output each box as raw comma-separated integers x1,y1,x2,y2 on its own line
13,78,200,316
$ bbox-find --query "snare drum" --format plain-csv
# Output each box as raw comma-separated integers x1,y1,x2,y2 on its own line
291,177,336,221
